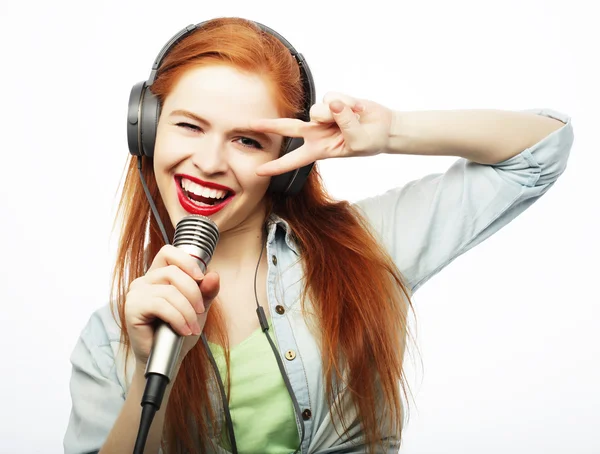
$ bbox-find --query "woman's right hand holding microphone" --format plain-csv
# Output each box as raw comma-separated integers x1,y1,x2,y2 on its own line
124,244,220,376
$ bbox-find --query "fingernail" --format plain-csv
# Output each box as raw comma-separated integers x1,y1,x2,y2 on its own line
330,100,344,113
188,322,201,336
354,103,365,112
191,321,202,335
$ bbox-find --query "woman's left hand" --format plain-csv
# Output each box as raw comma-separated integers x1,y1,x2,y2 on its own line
251,92,394,176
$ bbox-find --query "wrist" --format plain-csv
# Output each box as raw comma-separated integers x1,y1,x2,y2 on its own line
386,110,410,155
133,361,148,382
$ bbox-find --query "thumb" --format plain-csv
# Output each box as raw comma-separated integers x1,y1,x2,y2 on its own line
329,100,364,147
199,271,220,310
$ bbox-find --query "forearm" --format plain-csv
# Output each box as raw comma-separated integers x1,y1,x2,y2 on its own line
387,109,565,164
99,365,178,454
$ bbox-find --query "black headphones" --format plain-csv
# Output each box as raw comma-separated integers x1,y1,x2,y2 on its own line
126,19,317,196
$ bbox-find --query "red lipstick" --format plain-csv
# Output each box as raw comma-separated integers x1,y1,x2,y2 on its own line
175,174,235,216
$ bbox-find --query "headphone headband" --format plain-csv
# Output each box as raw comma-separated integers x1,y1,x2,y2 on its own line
127,19,316,195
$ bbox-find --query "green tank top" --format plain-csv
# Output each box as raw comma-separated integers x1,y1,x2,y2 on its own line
207,319,300,452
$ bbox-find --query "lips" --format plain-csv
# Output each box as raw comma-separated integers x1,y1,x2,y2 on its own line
175,174,235,216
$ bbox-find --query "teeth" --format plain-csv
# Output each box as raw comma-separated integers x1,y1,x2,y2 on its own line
181,178,228,199
189,199,213,207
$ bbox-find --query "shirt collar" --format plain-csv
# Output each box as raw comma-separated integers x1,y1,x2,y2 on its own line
266,213,300,256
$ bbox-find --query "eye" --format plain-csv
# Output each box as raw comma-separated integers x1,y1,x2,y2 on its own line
175,122,202,132
236,137,263,150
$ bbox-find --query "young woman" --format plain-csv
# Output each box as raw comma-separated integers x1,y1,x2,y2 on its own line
63,17,574,454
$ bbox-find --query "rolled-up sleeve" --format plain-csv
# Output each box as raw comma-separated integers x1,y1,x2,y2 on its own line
353,109,574,294
63,311,127,454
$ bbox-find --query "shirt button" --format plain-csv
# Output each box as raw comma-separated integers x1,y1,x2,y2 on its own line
271,255,277,265
285,350,296,360
275,305,285,314
302,409,312,420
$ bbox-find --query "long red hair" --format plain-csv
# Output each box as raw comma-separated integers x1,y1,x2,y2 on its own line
111,17,414,453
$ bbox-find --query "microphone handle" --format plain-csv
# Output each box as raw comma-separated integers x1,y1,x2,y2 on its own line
145,255,206,381
145,324,184,380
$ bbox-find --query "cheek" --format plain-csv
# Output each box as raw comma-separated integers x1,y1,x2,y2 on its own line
153,131,172,169
238,170,271,194
153,132,189,170
231,157,272,192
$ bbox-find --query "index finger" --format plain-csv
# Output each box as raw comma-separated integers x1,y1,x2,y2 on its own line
148,245,205,281
198,271,220,310
249,118,307,137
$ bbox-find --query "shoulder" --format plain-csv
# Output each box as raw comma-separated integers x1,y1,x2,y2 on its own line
71,302,135,392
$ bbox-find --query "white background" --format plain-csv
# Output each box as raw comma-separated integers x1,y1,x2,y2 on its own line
1,0,598,453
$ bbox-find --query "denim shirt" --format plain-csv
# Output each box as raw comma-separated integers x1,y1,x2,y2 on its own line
64,109,574,454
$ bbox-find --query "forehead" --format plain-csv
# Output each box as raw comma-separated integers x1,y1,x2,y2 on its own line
162,65,281,124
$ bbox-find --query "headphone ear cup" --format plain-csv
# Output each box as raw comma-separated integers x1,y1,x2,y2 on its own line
140,88,161,159
268,137,314,195
127,81,146,156
285,160,315,195
126,82,161,158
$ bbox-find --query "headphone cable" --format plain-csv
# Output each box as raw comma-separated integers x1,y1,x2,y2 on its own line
253,232,305,453
133,156,238,454
132,156,305,453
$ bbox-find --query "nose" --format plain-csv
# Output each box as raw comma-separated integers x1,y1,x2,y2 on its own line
190,135,229,175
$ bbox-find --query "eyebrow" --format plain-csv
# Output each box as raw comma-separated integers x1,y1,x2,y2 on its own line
169,109,274,148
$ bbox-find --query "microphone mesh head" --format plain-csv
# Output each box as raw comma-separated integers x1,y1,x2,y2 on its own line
173,215,219,272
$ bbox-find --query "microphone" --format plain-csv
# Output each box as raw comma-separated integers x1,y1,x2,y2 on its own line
146,214,220,380
134,214,219,454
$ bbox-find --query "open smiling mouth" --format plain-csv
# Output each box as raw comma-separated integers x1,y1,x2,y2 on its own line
176,176,235,214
